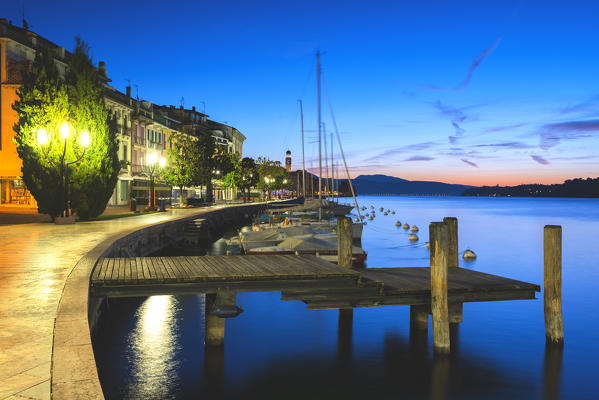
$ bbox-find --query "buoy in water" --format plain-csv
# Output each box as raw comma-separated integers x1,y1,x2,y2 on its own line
384,212,388,216
368,215,374,220
409,234,419,242
354,218,359,222
370,206,374,209
411,225,419,232
391,211,396,215
426,242,430,249
463,249,477,260
379,207,384,212
403,223,410,230
395,221,401,226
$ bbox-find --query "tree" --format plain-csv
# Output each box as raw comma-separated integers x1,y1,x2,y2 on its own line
13,38,119,220
66,38,119,219
239,157,259,201
13,46,67,218
257,158,290,200
192,133,216,202
163,130,195,203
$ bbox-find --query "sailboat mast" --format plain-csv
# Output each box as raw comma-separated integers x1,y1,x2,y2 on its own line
317,50,322,220
323,122,330,201
299,99,306,199
331,131,335,203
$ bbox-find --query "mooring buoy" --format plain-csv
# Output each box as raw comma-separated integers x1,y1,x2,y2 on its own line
463,249,477,260
409,234,419,242
403,223,410,230
411,225,419,233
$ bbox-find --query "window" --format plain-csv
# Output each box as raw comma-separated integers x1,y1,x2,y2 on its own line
123,144,128,161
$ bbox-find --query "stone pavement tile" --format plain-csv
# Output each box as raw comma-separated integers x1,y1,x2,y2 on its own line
52,379,102,400
51,344,98,385
52,320,91,347
14,379,50,400
21,363,51,380
0,373,46,399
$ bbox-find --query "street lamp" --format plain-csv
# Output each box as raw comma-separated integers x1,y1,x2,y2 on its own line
146,152,166,211
37,123,90,218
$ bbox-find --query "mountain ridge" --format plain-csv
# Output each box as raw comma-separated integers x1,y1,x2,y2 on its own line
351,174,474,196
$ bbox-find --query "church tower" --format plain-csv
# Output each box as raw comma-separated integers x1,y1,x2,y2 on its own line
285,150,292,172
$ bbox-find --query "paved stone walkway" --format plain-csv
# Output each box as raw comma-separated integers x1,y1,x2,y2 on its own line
0,207,218,399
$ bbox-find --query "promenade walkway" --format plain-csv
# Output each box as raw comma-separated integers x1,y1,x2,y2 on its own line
0,207,220,400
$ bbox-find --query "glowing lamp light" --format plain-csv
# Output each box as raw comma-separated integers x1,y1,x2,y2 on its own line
159,157,166,168
37,128,48,145
60,122,69,139
147,153,158,165
80,131,90,147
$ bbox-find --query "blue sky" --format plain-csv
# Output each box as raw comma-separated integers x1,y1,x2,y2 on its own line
5,0,599,185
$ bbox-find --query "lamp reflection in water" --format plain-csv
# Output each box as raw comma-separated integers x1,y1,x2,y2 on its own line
126,295,181,399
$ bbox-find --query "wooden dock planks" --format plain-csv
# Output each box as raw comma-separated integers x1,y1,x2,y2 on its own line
90,256,540,307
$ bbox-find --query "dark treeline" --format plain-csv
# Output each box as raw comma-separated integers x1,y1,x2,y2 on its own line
462,177,599,198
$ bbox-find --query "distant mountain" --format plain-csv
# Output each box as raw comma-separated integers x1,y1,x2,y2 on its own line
351,174,474,196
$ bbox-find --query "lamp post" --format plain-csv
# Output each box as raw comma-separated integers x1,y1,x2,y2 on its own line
37,122,90,218
212,169,221,202
146,152,166,211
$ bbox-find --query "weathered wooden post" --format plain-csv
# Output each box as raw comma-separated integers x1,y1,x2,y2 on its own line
544,225,564,345
205,293,225,346
410,305,429,330
430,221,450,355
337,216,353,268
443,217,463,323
443,217,458,268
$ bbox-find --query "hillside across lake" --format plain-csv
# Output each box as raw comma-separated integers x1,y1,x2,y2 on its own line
351,174,474,196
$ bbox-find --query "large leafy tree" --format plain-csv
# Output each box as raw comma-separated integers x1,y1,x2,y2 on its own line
163,130,195,202
13,38,119,220
192,133,217,202
223,157,258,202
66,38,119,219
13,46,68,218
257,158,291,200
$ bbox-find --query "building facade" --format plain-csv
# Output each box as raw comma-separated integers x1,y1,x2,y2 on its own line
0,18,246,208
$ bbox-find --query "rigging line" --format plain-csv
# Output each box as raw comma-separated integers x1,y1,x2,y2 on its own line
322,76,362,220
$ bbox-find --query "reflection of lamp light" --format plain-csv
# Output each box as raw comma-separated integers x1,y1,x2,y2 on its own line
60,122,69,139
37,128,48,145
80,131,90,147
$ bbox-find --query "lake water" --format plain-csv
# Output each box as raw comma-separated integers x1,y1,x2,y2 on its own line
93,196,599,399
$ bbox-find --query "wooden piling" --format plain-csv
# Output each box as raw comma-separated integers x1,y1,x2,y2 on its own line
410,305,429,330
430,221,450,355
205,294,225,346
337,216,353,268
544,225,563,345
443,217,458,268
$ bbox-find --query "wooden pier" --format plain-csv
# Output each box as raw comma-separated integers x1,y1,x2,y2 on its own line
91,255,540,308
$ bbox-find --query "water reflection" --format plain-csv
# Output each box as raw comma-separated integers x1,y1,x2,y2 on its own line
543,343,564,400
126,295,181,399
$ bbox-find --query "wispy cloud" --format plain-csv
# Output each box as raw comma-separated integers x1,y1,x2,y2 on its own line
481,123,526,134
405,156,435,161
473,141,535,149
531,155,549,165
363,141,438,162
560,94,599,115
421,36,502,92
539,119,599,149
461,159,479,168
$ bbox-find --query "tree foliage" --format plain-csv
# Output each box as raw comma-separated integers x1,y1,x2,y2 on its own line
257,158,290,199
13,39,119,219
163,130,195,198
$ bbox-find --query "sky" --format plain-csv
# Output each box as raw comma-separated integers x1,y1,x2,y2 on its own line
4,0,599,186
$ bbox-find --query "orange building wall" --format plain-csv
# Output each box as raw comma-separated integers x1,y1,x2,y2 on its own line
0,85,22,178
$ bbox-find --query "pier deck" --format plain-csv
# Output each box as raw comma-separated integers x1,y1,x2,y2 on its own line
91,255,540,308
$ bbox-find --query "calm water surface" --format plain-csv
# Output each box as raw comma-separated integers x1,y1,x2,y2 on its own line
93,196,599,399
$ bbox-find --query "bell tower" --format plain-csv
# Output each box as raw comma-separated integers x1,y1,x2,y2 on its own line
285,150,292,172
